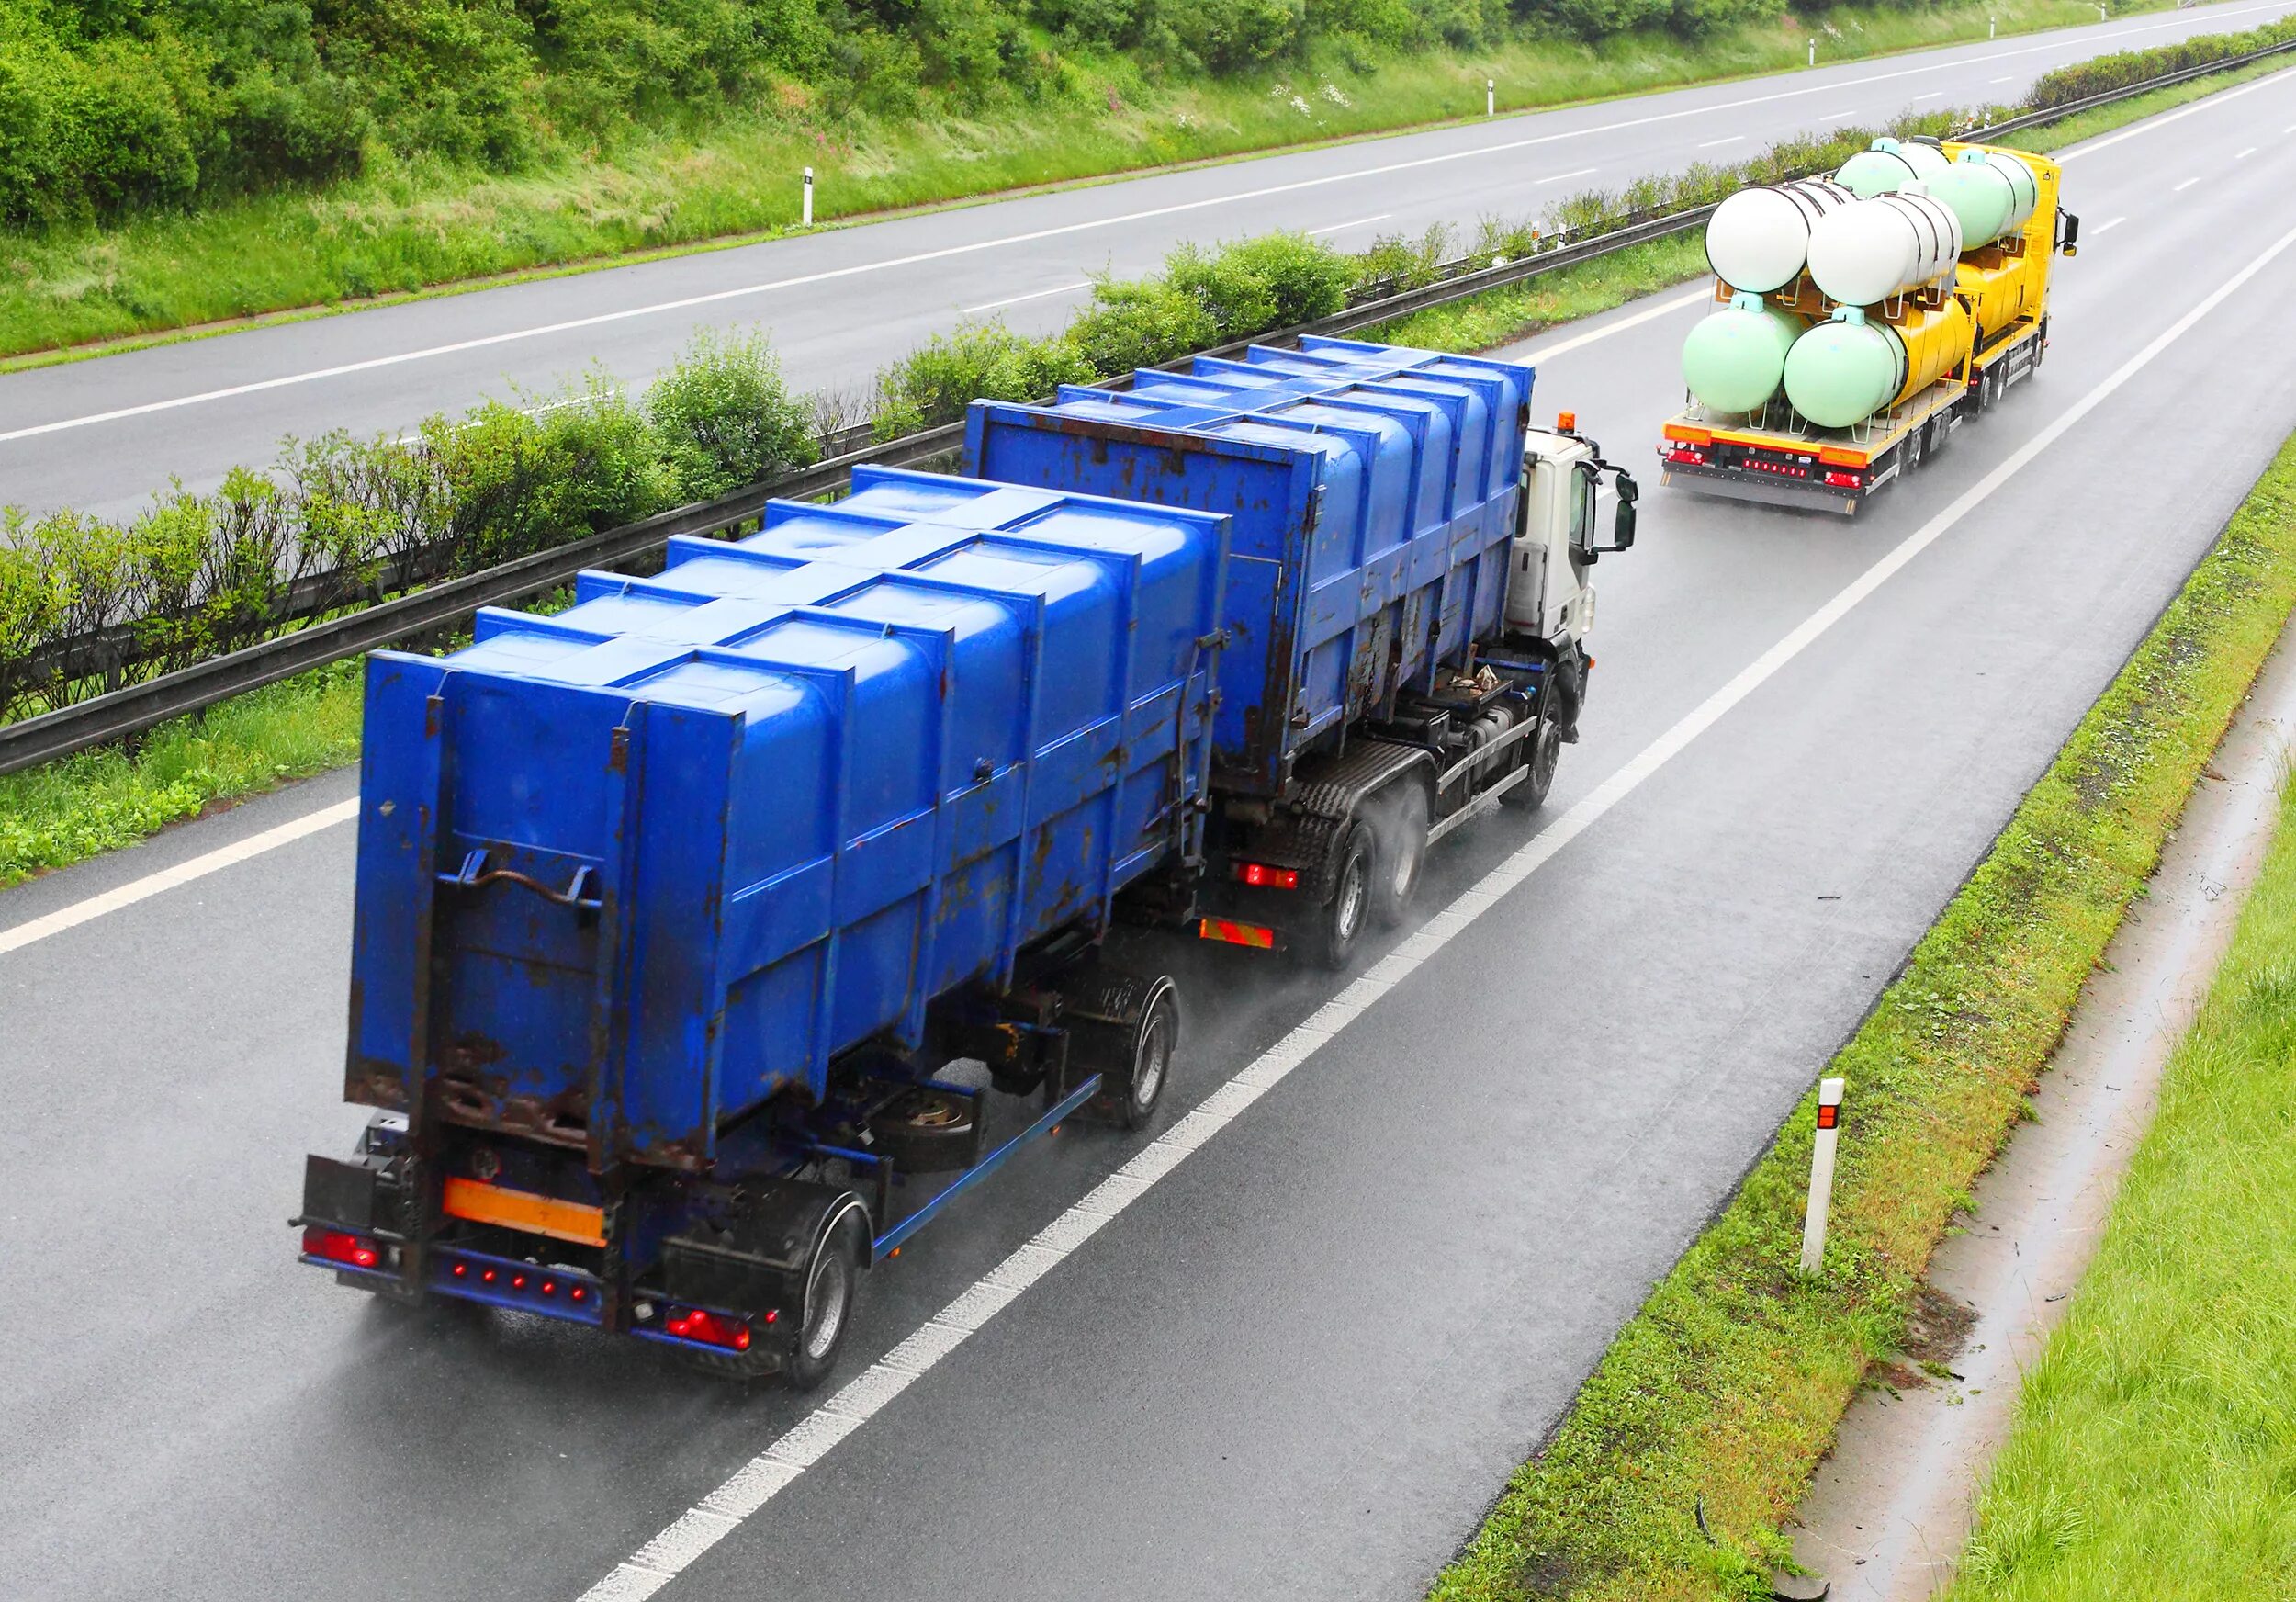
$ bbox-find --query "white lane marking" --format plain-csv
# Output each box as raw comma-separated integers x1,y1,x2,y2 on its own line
2095,215,2127,231
1697,135,1745,148
2237,145,2258,157
1520,288,1713,361
0,798,359,957
1911,92,1944,101
1821,108,1859,119
2059,66,2296,161
0,273,1716,957
1991,74,2018,84
570,213,2296,1602
1306,213,1392,236
958,281,1090,314
1535,166,1600,185
2175,175,2204,190
11,1,2286,449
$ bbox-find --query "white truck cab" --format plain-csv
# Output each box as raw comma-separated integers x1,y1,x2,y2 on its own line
1507,415,1638,652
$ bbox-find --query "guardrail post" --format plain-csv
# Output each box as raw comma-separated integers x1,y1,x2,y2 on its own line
1799,1077,1846,1276
803,166,815,228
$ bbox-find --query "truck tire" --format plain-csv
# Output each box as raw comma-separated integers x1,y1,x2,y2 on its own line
1503,709,1562,812
783,1206,866,1391
865,1087,980,1174
1065,970,1180,1130
1370,781,1430,928
1307,820,1375,970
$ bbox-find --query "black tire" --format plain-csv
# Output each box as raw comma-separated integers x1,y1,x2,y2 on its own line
1503,706,1562,812
1065,971,1180,1131
1370,781,1431,929
865,1087,979,1174
1307,820,1374,970
783,1206,865,1391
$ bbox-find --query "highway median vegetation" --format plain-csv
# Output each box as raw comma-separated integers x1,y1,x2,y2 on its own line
1942,772,2296,1597
1425,432,2296,1598
0,0,2202,359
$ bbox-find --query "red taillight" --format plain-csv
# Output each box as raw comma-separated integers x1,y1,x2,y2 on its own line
665,1307,751,1351
1665,447,1705,466
302,1227,381,1269
1233,861,1300,889
570,1286,587,1302
1824,470,1862,489
541,1280,557,1296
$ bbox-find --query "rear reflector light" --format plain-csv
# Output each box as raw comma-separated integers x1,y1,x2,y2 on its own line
1824,470,1863,489
1233,861,1300,889
303,1227,380,1269
665,1307,751,1351
1665,447,1706,466
1199,918,1276,950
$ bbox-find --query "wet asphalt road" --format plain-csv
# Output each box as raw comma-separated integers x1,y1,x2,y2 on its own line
3,0,2293,522
5,62,2296,1602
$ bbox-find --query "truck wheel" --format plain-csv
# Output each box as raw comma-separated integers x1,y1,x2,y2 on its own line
1307,820,1375,970
1370,782,1430,928
1065,971,1180,1130
783,1207,866,1392
866,1087,979,1174
1503,711,1562,812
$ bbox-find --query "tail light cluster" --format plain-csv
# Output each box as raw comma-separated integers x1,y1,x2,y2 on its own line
1232,861,1299,889
1823,470,1863,489
303,1226,383,1270
446,1258,590,1303
662,1306,760,1352
1664,446,1707,467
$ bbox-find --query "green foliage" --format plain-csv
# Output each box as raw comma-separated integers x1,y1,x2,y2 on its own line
645,329,823,501
2026,12,2296,108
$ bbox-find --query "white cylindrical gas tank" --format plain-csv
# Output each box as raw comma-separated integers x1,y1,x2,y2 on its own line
1805,187,1964,306
1704,178,1854,294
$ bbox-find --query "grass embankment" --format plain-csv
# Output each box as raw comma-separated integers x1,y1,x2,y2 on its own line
1942,786,2296,1592
0,0,2160,363
1426,433,2296,1598
0,51,2268,890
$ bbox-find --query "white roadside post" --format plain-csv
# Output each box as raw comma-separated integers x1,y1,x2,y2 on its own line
803,166,815,228
1487,79,1496,117
1990,16,1997,37
1807,39,1817,67
1799,1078,1847,1276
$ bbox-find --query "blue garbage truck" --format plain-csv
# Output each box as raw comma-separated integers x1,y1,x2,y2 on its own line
297,336,1638,1383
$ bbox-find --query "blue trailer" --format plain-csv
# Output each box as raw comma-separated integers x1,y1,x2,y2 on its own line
298,339,1637,1383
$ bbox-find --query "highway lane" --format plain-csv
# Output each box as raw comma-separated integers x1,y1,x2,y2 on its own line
3,71,2296,1602
3,0,2292,524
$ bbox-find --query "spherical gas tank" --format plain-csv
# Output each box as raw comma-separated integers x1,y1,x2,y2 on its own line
1837,138,1923,197
1682,292,1806,412
1926,156,2014,246
1784,307,1907,428
1805,187,1964,306
1705,178,1854,294
1897,138,1953,182
1980,150,2040,231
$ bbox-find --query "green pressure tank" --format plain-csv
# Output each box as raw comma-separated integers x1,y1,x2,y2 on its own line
1681,292,1805,413
1836,137,1936,197
1783,306,1906,429
1926,150,2038,246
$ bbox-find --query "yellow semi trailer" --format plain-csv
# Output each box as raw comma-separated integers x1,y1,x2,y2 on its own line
1658,141,2078,516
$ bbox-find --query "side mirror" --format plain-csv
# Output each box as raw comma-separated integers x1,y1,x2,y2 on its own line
1607,472,1638,553
2057,209,2081,257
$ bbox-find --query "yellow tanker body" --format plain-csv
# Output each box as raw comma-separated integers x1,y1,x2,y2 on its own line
1660,138,2078,516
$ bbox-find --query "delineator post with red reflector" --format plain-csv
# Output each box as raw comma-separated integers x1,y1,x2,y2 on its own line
1799,1077,1847,1276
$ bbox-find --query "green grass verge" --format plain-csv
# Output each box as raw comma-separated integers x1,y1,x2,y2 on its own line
0,660,364,888
1941,767,2296,1595
0,0,2156,363
1425,431,2296,1601
0,51,2271,892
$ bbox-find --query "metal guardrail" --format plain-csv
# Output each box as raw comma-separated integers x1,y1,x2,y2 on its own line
6,31,2291,777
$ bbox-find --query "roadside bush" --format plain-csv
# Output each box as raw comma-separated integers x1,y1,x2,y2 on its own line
645,330,821,501
1066,276,1222,373
871,322,1097,438
2027,13,2296,108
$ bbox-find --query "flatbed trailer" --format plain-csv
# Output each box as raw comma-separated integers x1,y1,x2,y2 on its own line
1658,315,2047,516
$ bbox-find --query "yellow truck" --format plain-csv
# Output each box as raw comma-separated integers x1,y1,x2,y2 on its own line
1659,141,2079,516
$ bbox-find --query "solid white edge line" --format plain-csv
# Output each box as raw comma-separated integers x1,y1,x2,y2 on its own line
2056,62,2296,161
570,212,2296,1602
9,0,2289,448
0,798,359,957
